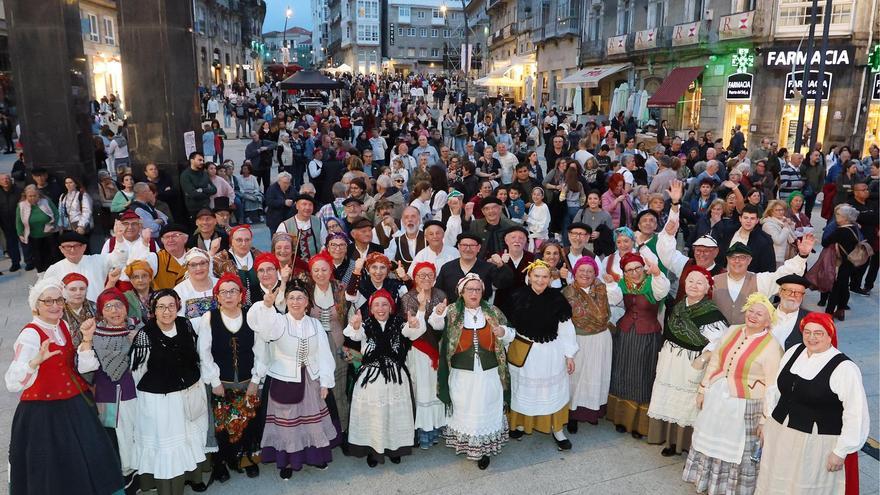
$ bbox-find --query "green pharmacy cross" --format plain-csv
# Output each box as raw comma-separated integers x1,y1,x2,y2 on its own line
731,48,755,74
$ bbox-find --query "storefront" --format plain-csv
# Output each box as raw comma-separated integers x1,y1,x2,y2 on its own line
864,72,880,152
647,65,704,131
558,63,630,117
721,49,756,145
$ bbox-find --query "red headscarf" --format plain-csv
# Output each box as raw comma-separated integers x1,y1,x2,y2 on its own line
308,250,335,277
798,311,837,348
214,272,247,305
411,261,436,278
619,252,645,271
254,252,281,271
368,288,396,314
364,252,392,269
229,224,252,240
62,272,89,287
96,288,128,320
681,264,715,299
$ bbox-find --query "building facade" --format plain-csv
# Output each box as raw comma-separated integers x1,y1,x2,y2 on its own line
570,0,876,153
80,0,124,104
311,0,330,66
464,0,490,84
263,26,312,68
194,0,266,87
386,0,464,75
327,0,384,74
477,0,536,103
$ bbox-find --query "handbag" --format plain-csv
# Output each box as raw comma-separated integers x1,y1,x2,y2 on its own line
842,227,874,267
269,378,306,405
183,383,208,421
506,334,533,368
805,245,839,293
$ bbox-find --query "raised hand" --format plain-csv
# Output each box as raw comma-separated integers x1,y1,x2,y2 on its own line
559,266,570,280
798,232,815,256
603,274,615,283
668,179,684,204
29,340,61,369
209,237,222,256
80,318,96,343
434,298,448,315
664,218,679,237
106,267,122,288
280,265,292,282
141,228,152,245
395,261,407,280
407,311,420,328
349,311,363,330
488,253,504,267
113,220,125,239
353,256,366,275
644,259,661,277
263,284,278,308
501,250,511,264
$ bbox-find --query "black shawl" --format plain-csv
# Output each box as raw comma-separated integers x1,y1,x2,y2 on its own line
508,286,573,343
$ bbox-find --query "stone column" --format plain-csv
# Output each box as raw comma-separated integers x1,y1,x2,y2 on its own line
4,0,95,181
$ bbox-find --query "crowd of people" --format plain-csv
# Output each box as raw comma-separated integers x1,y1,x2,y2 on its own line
1,72,877,495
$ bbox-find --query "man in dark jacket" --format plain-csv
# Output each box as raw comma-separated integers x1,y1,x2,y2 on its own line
0,173,22,271
718,204,776,273
469,197,516,259
244,131,277,193
179,152,217,223
265,172,297,233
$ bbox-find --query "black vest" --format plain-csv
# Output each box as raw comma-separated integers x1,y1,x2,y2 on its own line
771,345,850,435
136,318,201,394
209,308,255,383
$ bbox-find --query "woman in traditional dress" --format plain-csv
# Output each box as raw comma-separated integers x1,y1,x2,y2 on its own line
506,260,578,450
174,248,219,319
605,252,670,439
130,289,210,494
756,313,869,495
683,293,783,495
430,273,512,470
307,251,351,434
61,272,97,346
343,289,422,467
399,261,447,449
90,288,143,486
247,280,340,479
5,278,123,495
325,232,355,286
647,266,728,456
195,273,267,481
345,251,408,317
123,260,153,322
561,256,612,432
599,226,657,325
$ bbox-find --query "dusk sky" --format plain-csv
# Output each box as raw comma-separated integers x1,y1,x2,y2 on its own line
263,0,315,33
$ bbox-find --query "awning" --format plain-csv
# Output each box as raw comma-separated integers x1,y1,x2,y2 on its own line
474,63,523,87
558,63,630,88
647,66,704,108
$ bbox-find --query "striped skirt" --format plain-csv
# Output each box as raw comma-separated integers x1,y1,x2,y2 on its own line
682,397,763,495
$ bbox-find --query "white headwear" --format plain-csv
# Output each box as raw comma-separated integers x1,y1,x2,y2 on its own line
456,273,484,296
28,277,64,312
184,247,210,266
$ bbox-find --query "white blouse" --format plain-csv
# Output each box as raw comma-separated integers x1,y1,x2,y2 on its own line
764,345,870,458
195,310,269,388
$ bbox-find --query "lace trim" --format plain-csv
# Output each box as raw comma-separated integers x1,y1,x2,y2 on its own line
443,421,509,460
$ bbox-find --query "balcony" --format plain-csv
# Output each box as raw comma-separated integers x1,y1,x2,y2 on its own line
488,23,517,47
579,38,605,63
716,10,756,40
487,0,505,12
533,15,580,46
431,16,446,26
398,14,410,24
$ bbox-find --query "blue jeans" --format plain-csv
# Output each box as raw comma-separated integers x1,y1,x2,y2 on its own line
561,205,580,247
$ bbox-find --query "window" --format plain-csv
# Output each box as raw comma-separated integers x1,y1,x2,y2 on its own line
85,13,99,42
408,47,416,57
777,0,853,30
357,23,379,42
409,27,416,36
647,0,665,29
398,6,410,17
431,28,438,37
357,0,379,19
417,10,425,19
419,28,427,37
398,27,404,35
102,17,115,44
586,4,602,42
443,29,450,38
617,0,633,34
731,0,755,12
683,0,704,22
557,0,571,19
432,8,443,19
195,7,206,35
431,47,440,57
420,48,427,57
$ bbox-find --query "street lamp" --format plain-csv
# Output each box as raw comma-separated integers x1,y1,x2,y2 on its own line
281,6,293,67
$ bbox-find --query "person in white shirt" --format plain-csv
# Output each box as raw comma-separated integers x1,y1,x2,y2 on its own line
308,148,324,182
45,229,128,302
390,142,417,172
493,143,519,185
768,275,812,349
573,138,595,170
408,220,460,278
100,211,156,283
757,312,870,495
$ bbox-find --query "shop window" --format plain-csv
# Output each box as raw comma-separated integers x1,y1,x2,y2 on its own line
778,102,828,154
863,101,880,154
679,80,702,131
723,103,751,147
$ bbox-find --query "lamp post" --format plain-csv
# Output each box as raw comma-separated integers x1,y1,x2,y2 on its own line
461,0,468,100
282,6,293,66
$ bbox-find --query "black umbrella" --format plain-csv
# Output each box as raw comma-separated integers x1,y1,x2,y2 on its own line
278,70,341,90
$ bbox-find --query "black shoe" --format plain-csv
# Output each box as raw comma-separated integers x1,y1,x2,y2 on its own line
212,463,230,483
615,424,627,433
852,288,870,296
388,455,401,464
279,468,293,480
631,431,644,440
818,294,828,306
843,304,851,310
24,264,34,271
185,481,209,492
367,457,378,468
314,463,328,470
566,419,578,435
9,264,20,272
245,464,259,478
660,446,678,457
509,429,524,440
555,438,572,451
123,473,139,495
477,456,490,470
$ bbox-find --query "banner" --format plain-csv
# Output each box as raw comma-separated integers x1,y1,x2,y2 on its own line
784,70,833,100
672,21,700,47
461,43,472,72
634,29,658,51
726,73,753,100
718,10,755,40
606,35,627,56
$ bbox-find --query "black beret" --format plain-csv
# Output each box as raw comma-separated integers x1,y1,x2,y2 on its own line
58,231,88,245
503,225,529,238
480,197,504,208
349,216,373,230
160,223,189,237
776,274,813,289
423,220,445,231
567,222,592,233
726,242,752,257
456,232,483,246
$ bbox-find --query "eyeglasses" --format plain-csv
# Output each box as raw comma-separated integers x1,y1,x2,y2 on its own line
779,287,805,297
327,243,347,249
102,302,126,311
623,266,644,274
462,287,482,293
38,297,65,307
218,288,241,297
154,304,177,313
59,243,86,250
187,261,209,269
728,254,751,261
286,294,309,302
568,231,589,237
257,267,277,275
121,221,140,228
415,273,434,280
459,243,479,249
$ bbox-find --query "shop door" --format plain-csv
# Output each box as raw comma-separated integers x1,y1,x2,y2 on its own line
778,102,827,154
723,103,751,146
